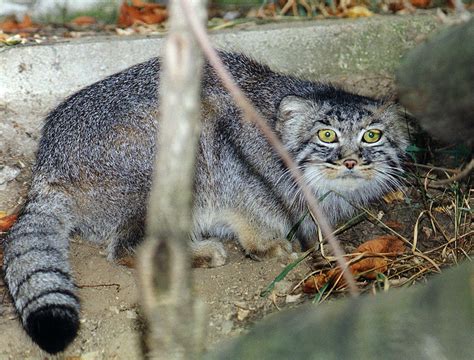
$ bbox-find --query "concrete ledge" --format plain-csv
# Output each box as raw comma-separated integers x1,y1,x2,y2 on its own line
0,14,443,207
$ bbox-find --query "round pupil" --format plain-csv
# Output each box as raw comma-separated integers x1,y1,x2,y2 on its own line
368,132,374,138
325,131,331,137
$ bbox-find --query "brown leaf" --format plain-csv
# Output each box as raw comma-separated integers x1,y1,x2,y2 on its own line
384,220,404,231
388,1,405,12
131,0,165,9
140,9,168,25
303,236,406,292
410,0,431,8
350,235,405,279
0,14,37,32
302,273,328,293
118,1,168,27
302,268,348,293
350,257,388,279
356,235,406,254
70,16,97,26
0,214,17,232
116,255,136,268
383,190,404,204
118,3,141,27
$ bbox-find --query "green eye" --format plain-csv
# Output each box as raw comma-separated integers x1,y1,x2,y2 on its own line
318,129,338,143
363,129,382,143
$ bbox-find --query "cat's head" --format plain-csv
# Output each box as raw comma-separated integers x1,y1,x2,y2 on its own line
276,93,409,214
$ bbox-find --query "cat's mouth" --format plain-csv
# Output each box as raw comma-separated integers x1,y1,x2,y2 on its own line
338,172,363,179
323,166,373,180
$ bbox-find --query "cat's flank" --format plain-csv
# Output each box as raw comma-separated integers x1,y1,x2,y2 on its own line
2,52,408,353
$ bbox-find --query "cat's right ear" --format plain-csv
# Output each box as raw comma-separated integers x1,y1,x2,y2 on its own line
277,96,314,122
276,96,315,147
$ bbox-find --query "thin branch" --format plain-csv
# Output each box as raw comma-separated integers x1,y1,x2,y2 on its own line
429,158,473,186
405,162,460,174
179,0,359,296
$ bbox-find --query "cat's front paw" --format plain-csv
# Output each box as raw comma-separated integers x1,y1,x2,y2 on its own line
191,239,227,268
243,238,293,260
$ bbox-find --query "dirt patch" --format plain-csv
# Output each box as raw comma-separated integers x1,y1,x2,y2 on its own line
0,157,471,360
0,232,311,359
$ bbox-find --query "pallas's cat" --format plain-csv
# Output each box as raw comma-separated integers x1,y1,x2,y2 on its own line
3,52,408,353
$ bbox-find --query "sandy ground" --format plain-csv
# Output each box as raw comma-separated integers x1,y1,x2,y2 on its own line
1,176,462,360
0,227,311,359
0,167,312,359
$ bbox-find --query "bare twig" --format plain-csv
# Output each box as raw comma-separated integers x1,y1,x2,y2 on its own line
429,158,474,186
179,0,359,296
77,283,121,291
405,162,460,174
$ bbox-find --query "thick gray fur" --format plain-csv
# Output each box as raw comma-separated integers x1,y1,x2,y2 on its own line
2,51,408,353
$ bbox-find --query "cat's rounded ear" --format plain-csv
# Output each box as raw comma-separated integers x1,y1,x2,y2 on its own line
276,96,316,145
278,96,314,121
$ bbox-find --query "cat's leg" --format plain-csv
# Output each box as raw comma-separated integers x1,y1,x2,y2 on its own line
104,212,228,267
195,209,293,263
228,212,293,260
190,239,227,268
105,216,145,262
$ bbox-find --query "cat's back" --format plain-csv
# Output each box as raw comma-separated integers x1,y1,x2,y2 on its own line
34,58,161,179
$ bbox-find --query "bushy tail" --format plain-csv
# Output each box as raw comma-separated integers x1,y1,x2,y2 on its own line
3,190,80,354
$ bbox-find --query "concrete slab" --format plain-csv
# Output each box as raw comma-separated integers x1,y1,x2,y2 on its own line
0,14,443,209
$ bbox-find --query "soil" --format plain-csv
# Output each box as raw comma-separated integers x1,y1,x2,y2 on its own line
0,203,311,359
1,173,467,359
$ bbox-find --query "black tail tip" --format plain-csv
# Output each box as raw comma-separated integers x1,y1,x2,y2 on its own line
25,306,80,354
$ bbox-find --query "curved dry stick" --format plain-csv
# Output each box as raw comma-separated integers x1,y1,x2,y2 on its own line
429,158,474,186
179,0,359,296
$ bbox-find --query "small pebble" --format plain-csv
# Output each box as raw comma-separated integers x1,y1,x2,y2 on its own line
285,293,302,303
237,308,250,321
81,351,100,360
221,320,234,334
126,310,137,319
273,280,293,295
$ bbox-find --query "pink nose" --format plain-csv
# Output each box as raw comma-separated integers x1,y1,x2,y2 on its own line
343,159,358,170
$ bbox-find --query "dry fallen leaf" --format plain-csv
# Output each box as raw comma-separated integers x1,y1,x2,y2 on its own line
345,6,374,18
131,0,162,8
350,256,388,279
302,273,328,293
0,14,37,32
303,235,406,293
350,235,406,279
70,16,97,26
116,255,136,268
118,0,168,27
356,235,406,254
410,0,431,8
383,190,405,204
384,220,404,231
0,213,18,232
302,268,347,293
